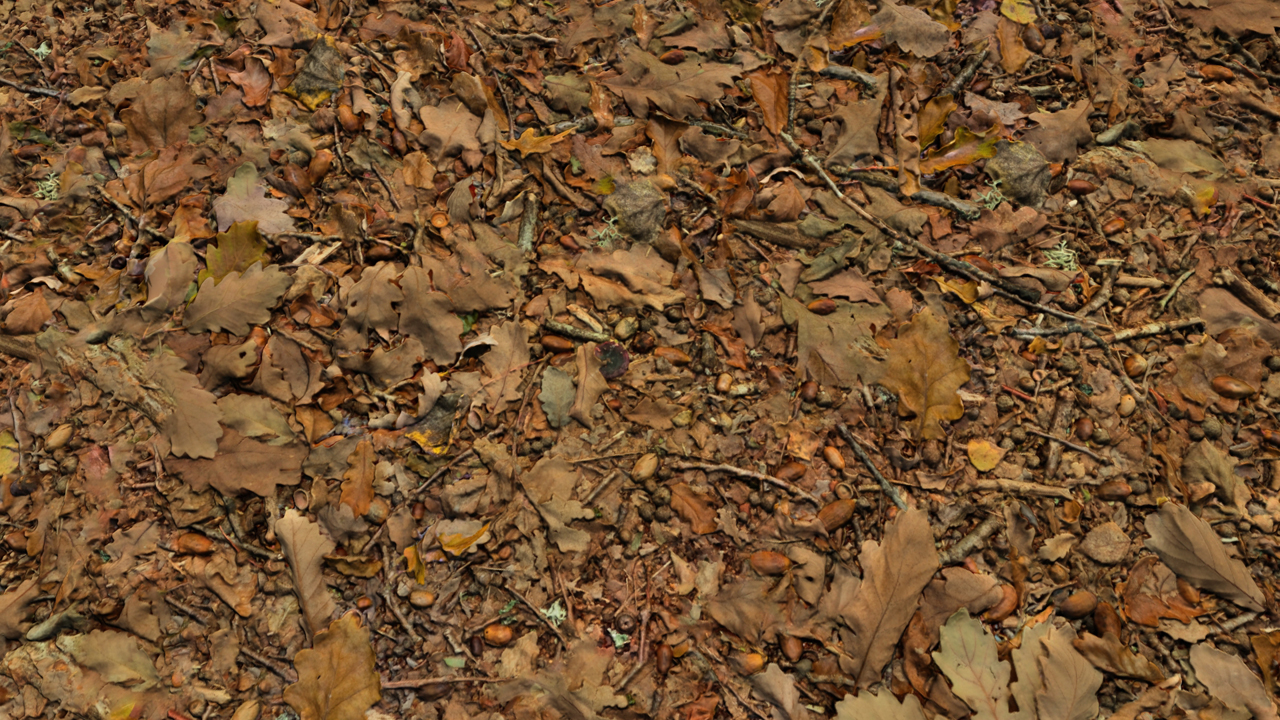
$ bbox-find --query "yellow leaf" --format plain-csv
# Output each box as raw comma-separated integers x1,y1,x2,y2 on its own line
968,439,1007,472
0,431,17,476
933,276,978,304
499,127,575,158
1000,0,1037,24
406,427,452,456
404,546,427,585
920,127,999,174
920,94,958,149
1193,184,1219,216
437,520,491,556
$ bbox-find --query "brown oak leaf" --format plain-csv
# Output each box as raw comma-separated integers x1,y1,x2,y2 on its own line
881,308,971,440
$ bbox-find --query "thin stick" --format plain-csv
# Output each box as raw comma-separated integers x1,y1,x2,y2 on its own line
1155,269,1193,316
1025,429,1108,463
941,49,990,98
411,427,505,497
669,460,820,503
0,76,62,99
239,647,296,682
836,423,907,510
1105,317,1204,344
7,392,22,476
380,539,423,643
518,190,538,252
1078,263,1119,317
504,585,568,649
583,469,623,505
970,478,1072,499
381,676,506,690
370,165,402,212
939,515,1002,565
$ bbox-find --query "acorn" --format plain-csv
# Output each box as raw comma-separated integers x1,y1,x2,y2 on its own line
749,550,791,575
307,149,334,184
655,643,674,674
822,446,846,470
654,347,692,365
818,499,857,532
1074,417,1094,441
1123,355,1148,378
409,589,435,608
1057,590,1098,619
716,373,733,393
632,453,659,481
775,461,807,482
541,335,575,353
337,104,361,132
1201,64,1235,81
483,624,514,646
807,298,837,315
1096,480,1131,501
736,652,767,675
1066,179,1097,195
1117,394,1136,417
1211,375,1255,400
1102,217,1127,235
659,49,686,64
1094,602,1123,638
799,381,818,402
781,635,803,662
174,532,215,555
44,424,72,450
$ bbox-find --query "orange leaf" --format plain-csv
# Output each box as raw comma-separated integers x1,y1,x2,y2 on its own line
340,440,376,517
920,127,999,174
669,483,718,534
747,70,790,136
499,127,575,158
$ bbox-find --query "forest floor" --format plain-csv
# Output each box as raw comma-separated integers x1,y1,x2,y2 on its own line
0,0,1278,719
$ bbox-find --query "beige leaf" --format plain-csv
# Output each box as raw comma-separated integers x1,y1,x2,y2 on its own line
169,429,307,496
751,664,800,720
60,629,161,689
283,614,381,720
1144,502,1265,611
934,608,1019,720
881,308,971,440
835,689,928,720
184,263,292,335
842,507,940,687
213,163,295,233
144,241,197,315
120,75,201,151
0,579,39,639
397,266,462,365
147,350,223,459
603,47,747,120
277,509,337,636
342,261,403,342
569,343,608,429
1190,643,1278,720
418,100,481,162
1036,625,1103,720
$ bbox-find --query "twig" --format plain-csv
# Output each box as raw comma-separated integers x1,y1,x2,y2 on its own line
162,594,210,625
370,165,402,212
939,515,1002,565
785,0,837,134
504,585,568,649
1215,268,1280,319
969,478,1072,499
518,190,538,252
380,539,423,643
780,132,1089,324
818,65,878,91
7,392,22,476
1104,318,1204,344
941,49,990,98
1155,270,1194,316
0,76,62,99
688,120,749,139
836,423,907,511
911,190,982,220
1026,428,1108,463
239,647,297,682
539,155,594,212
1043,389,1075,479
544,319,609,343
669,460,821,503
583,469,623,505
381,676,507,690
1078,263,1119,317
1216,611,1259,633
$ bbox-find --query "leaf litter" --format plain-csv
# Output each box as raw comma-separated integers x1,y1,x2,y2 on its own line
1,0,1280,718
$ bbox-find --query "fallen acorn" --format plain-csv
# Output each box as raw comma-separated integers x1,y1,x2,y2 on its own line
484,624,515,646
173,532,215,555
1201,64,1235,81
1212,375,1255,400
409,589,436,608
807,298,837,315
822,446,846,471
653,347,692,365
632,453,659,481
715,373,733,393
735,652,767,675
1074,417,1094,441
1057,590,1098,619
1066,179,1097,195
1096,480,1131,501
817,498,857,532
1118,394,1137,417
655,643,674,674
1094,601,1123,638
1123,355,1148,378
774,461,807,482
798,380,818,402
44,424,73,450
541,335,575,353
781,635,803,663
749,550,791,575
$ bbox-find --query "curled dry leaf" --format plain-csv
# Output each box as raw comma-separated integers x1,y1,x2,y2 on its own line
283,614,382,720
1144,502,1265,611
277,509,338,636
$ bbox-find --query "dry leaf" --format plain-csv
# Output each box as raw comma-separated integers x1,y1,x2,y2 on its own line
1144,502,1265,611
143,242,197,316
747,70,790,136
397,266,462,365
841,507,940,687
277,509,338,636
343,261,403,342
868,4,951,57
418,100,481,162
170,429,307,496
569,342,609,429
835,689,928,720
1189,643,1278,720
184,263,292,335
881,308,971,440
1071,632,1165,682
934,608,1020,720
202,221,268,285
213,162,295,233
60,629,161,689
499,127,575,158
120,75,201,151
1036,625,1103,720
968,439,1006,472
670,482,718,535
604,47,747,120
751,664,800,720
340,441,375,518
283,614,382,720
148,350,224,459
0,579,40,639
